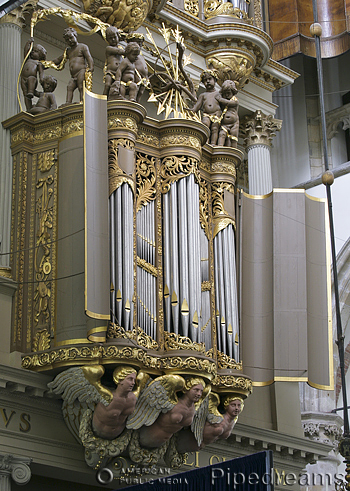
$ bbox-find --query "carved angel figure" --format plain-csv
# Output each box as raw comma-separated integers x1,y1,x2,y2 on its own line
126,375,209,449
176,393,244,452
48,365,149,441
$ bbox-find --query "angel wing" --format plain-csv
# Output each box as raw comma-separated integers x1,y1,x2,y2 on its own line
126,374,185,430
191,391,223,446
133,369,151,399
47,365,113,407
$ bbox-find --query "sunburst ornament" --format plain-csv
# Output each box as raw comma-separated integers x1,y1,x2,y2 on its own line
146,24,200,121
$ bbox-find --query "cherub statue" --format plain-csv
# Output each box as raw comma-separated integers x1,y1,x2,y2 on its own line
109,41,140,101
48,365,149,441
176,393,244,452
190,69,222,145
126,375,209,449
125,33,150,103
29,75,58,115
21,38,47,111
103,26,125,97
217,80,239,148
53,27,94,104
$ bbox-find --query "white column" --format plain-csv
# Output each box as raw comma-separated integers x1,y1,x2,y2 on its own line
247,144,272,195
0,16,22,268
242,110,282,196
0,454,32,491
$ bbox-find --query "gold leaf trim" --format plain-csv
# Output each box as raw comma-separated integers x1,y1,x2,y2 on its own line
137,256,158,277
136,153,156,211
164,332,206,353
161,156,200,194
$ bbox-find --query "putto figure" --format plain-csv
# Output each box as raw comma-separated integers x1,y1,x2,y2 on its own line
29,75,58,115
53,27,94,104
109,41,140,102
127,375,209,449
190,69,222,145
103,26,125,98
21,38,47,111
126,33,149,103
217,80,239,148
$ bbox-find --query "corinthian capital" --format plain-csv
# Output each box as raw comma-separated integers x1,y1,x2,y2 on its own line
241,110,282,148
0,0,38,28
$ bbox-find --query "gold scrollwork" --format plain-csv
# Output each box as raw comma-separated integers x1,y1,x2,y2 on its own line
211,181,235,237
161,356,217,376
164,332,206,353
137,132,160,147
34,167,55,333
217,350,242,370
184,0,199,16
199,176,209,239
201,280,211,291
34,125,62,142
160,135,201,151
80,409,132,461
62,119,83,136
107,323,159,350
37,149,56,172
213,375,253,394
136,153,156,212
11,129,34,145
137,256,157,277
211,162,236,177
108,139,135,196
204,0,250,20
32,329,50,351
160,156,200,194
108,117,138,131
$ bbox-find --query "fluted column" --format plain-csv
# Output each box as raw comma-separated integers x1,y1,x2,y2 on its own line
0,2,35,269
242,110,282,196
0,454,31,491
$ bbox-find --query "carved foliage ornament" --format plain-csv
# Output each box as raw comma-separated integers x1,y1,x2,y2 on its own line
108,139,135,196
242,110,282,148
136,153,156,212
160,156,200,194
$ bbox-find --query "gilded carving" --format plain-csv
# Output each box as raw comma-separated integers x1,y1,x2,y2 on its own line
80,409,132,463
204,0,250,20
164,332,206,353
107,323,159,350
160,156,200,194
206,54,253,89
201,281,211,292
11,129,34,145
161,356,217,376
0,0,37,27
211,181,235,237
199,176,209,238
34,169,55,331
214,375,253,394
184,0,199,17
32,329,50,351
37,149,56,172
137,132,159,147
217,351,242,370
108,117,137,131
253,0,263,29
108,139,135,195
136,154,156,211
34,125,62,142
137,256,158,278
241,110,282,148
211,162,236,177
160,135,201,151
62,119,83,136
